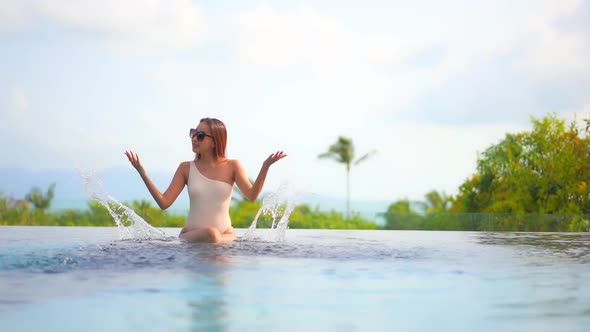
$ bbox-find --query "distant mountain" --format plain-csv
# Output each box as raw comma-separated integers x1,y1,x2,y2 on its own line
0,168,390,222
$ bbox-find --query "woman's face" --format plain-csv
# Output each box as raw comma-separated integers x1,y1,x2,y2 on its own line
192,123,214,154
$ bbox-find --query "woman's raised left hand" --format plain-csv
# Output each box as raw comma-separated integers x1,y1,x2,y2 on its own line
263,151,287,168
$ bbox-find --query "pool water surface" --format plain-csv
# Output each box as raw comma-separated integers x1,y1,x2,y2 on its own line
0,226,589,332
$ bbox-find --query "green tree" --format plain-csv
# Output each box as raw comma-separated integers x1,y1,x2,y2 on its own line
131,199,153,218
424,190,452,214
379,199,423,230
230,199,263,228
25,183,56,211
318,136,376,219
453,114,590,214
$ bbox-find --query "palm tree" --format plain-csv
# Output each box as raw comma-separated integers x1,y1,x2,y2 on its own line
424,190,451,214
318,136,376,219
25,183,56,211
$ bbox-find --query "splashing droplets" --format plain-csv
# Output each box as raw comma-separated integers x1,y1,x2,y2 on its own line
76,168,168,241
242,183,297,242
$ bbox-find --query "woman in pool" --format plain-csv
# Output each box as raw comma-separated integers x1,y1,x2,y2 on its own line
124,117,287,243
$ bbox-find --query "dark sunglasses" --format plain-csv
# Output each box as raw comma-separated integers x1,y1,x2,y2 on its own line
189,128,213,142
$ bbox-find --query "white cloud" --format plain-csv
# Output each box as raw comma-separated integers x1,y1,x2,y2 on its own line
10,87,29,114
519,24,589,78
235,5,432,70
535,0,583,18
229,1,579,125
0,0,32,32
34,0,207,54
236,6,351,68
366,0,590,125
513,0,589,78
234,2,523,72
233,5,440,117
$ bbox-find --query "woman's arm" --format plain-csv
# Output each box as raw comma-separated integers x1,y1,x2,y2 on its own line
233,151,287,201
124,151,188,210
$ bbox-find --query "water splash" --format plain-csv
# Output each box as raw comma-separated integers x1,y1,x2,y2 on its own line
241,183,298,242
76,169,168,241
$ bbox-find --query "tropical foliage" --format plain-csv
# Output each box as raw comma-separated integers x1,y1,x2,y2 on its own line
0,191,377,229
318,136,376,219
453,114,590,214
379,114,590,232
25,183,55,210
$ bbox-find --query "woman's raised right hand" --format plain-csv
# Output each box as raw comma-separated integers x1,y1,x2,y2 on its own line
124,150,144,173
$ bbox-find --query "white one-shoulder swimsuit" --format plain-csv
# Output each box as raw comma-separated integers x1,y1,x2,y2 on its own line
185,161,233,232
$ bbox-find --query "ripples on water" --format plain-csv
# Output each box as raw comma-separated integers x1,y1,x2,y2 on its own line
1,230,589,275
0,233,429,274
478,232,590,263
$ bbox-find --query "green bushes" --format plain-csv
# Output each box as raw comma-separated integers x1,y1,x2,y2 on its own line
288,204,377,229
2,189,589,231
379,212,590,232
0,192,377,229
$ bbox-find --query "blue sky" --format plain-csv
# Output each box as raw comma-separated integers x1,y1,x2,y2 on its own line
1,0,589,202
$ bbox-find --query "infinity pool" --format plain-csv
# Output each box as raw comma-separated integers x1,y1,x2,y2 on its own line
0,226,589,331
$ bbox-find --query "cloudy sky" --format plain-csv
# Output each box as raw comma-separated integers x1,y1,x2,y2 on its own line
1,0,589,203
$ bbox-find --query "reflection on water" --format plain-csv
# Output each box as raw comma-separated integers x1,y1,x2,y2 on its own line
477,232,590,262
0,238,238,274
472,232,590,323
188,272,230,332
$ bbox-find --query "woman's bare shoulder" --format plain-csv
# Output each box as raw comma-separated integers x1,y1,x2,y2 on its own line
177,161,193,174
226,159,243,169
179,161,192,168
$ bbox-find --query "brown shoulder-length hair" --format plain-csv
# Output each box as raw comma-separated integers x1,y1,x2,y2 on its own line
198,117,227,160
